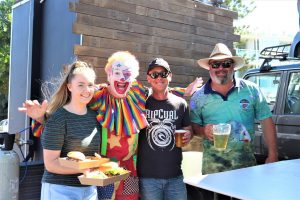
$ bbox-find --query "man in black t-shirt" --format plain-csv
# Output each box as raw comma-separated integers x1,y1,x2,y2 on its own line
137,58,192,200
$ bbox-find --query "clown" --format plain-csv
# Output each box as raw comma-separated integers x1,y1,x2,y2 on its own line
19,51,202,200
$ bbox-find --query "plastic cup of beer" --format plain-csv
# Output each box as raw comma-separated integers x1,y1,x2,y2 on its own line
175,130,186,148
213,123,231,151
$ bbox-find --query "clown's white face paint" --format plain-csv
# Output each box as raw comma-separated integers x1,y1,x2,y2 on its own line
107,61,134,98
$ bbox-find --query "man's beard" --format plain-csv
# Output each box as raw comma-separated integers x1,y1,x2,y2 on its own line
213,71,234,85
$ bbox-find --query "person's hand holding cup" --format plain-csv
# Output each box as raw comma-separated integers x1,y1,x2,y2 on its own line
212,123,231,151
175,129,191,148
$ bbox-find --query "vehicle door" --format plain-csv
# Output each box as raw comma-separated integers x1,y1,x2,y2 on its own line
276,70,300,159
244,72,281,160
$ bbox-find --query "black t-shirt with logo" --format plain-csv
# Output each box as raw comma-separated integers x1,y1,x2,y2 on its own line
137,94,190,179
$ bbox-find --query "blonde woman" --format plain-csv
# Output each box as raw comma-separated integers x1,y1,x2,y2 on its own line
40,61,104,200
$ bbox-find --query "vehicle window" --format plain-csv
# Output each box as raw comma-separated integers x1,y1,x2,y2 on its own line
284,72,300,114
246,73,281,112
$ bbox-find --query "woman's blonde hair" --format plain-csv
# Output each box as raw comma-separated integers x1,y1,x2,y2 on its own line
105,51,139,79
45,61,96,116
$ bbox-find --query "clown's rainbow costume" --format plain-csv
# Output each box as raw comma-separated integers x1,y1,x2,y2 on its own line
32,80,185,200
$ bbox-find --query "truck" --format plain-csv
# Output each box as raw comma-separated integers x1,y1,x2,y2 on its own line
243,36,300,162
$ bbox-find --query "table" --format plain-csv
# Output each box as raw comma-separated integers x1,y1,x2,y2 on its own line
184,159,300,200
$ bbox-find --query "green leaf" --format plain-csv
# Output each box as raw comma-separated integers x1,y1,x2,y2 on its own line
0,0,14,115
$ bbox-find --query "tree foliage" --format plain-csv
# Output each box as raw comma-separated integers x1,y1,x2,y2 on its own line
224,0,255,45
224,0,256,74
0,0,14,95
224,0,255,19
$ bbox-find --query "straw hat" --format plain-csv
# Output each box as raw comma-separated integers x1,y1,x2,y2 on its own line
197,43,245,70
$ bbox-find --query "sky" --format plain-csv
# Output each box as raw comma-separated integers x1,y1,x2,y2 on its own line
237,0,299,42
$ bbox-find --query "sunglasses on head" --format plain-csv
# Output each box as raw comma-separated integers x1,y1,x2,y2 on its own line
209,60,234,69
148,71,169,79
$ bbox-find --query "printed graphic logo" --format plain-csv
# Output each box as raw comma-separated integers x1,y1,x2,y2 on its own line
240,99,250,110
146,109,177,151
229,120,251,143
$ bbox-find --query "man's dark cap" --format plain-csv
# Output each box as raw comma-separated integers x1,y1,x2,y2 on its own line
147,58,171,74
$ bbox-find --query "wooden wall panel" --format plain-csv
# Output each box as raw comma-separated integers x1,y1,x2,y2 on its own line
70,0,239,86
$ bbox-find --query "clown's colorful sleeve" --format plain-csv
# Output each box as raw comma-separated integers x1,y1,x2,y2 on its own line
31,120,43,137
131,80,147,112
88,87,105,111
170,87,185,97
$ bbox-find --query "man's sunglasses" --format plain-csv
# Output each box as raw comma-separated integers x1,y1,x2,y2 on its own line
148,71,170,79
209,60,234,69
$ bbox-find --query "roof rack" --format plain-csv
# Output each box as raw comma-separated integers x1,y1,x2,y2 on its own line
259,44,291,61
259,44,295,71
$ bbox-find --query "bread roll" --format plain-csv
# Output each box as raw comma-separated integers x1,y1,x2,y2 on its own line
67,151,86,161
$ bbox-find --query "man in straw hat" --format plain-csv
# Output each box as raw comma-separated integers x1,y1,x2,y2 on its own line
190,43,278,177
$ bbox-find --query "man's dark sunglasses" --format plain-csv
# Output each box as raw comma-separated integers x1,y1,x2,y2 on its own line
148,71,169,79
209,60,234,69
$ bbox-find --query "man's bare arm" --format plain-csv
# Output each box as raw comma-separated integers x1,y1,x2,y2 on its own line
184,77,203,96
260,117,278,163
191,122,213,141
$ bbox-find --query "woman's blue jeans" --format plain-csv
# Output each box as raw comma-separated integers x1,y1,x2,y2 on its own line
41,182,97,200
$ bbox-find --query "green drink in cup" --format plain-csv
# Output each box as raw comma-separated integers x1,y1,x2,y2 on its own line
213,123,231,151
